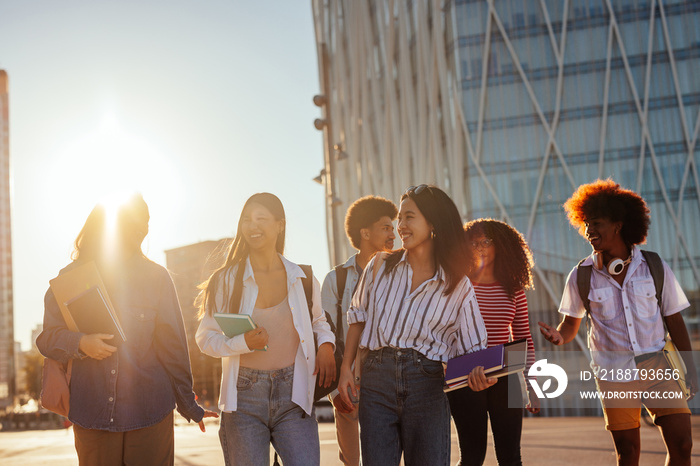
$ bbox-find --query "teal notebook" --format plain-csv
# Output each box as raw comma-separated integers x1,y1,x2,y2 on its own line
213,313,267,351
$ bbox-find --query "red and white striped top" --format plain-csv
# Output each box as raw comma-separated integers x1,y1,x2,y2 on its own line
473,282,536,377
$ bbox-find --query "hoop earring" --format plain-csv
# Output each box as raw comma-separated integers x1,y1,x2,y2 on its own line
430,231,436,240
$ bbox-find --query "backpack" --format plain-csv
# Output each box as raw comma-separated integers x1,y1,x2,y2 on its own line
40,358,72,417
576,249,664,315
334,264,349,339
298,265,344,402
576,250,664,347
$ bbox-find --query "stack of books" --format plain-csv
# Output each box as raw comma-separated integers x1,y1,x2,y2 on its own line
444,339,528,392
50,261,126,343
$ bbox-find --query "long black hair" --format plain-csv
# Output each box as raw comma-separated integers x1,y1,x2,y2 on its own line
464,219,534,300
197,193,286,317
384,185,470,295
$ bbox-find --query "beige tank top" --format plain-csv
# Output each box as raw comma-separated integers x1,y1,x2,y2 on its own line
239,298,300,370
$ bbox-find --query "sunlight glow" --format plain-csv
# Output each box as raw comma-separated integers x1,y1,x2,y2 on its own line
46,112,181,245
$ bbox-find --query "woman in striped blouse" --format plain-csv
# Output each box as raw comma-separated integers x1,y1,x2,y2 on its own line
448,219,539,466
337,185,493,466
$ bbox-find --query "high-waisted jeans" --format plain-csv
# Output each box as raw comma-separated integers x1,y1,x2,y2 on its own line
219,365,320,466
359,348,451,466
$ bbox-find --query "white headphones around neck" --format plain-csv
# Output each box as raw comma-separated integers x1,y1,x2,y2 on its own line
593,252,632,275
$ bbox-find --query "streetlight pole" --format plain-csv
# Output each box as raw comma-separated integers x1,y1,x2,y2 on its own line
314,43,344,267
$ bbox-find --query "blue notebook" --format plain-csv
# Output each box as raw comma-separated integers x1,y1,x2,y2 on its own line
213,313,267,351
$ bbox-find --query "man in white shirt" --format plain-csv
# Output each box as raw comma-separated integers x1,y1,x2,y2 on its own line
321,195,397,466
539,179,697,466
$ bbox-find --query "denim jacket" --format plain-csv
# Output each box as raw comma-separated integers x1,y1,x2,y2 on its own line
36,256,204,432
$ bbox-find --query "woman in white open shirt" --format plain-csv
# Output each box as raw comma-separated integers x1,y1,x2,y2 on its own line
196,193,335,466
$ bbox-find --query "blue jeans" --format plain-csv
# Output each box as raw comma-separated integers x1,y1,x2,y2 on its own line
219,365,320,466
359,348,451,466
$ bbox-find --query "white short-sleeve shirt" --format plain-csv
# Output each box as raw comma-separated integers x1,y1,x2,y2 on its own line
558,246,689,373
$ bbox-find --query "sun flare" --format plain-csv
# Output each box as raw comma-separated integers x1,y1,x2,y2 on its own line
45,112,181,243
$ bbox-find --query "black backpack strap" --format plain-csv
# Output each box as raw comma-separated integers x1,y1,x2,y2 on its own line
299,264,314,313
576,259,593,347
640,250,664,310
334,264,348,338
230,261,246,314
335,264,348,304
576,259,592,316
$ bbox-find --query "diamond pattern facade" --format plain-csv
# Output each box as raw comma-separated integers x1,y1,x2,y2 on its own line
312,0,699,411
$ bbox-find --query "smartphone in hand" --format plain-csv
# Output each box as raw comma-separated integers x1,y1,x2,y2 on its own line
347,386,359,404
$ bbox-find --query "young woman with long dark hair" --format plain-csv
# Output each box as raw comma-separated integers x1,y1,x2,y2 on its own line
337,185,492,466
196,192,336,466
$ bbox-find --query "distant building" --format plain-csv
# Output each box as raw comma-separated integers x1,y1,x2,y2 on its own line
30,325,42,351
312,1,700,414
13,342,23,399
0,70,14,409
165,239,230,407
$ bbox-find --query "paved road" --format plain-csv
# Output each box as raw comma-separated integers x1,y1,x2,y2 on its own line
1,416,699,465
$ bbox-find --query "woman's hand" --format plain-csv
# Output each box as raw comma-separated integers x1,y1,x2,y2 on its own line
79,334,117,360
314,342,336,388
197,410,219,432
467,366,497,392
243,327,269,350
526,388,541,414
337,363,358,410
538,322,563,345
332,392,354,414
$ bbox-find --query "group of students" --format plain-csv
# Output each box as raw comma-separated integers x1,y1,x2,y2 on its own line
36,179,697,466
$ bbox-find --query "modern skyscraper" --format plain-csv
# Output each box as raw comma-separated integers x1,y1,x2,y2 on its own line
0,69,14,409
312,1,699,411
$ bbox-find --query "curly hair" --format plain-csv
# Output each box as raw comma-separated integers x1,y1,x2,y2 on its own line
563,179,650,246
344,196,398,249
464,219,534,300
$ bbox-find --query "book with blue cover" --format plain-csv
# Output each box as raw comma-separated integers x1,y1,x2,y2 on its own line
213,313,267,351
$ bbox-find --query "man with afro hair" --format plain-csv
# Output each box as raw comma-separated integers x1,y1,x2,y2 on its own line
321,195,397,466
540,179,696,466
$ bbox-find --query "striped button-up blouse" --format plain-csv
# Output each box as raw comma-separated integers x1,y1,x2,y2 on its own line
347,252,487,362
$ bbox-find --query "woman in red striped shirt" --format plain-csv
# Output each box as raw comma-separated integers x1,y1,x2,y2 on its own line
447,219,539,466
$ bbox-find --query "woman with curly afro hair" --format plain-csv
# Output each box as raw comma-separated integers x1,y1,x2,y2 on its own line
539,179,697,466
447,218,538,466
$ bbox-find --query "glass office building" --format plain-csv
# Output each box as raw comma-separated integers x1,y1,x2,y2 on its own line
312,1,699,412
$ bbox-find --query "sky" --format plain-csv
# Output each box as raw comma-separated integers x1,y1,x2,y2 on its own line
0,0,333,351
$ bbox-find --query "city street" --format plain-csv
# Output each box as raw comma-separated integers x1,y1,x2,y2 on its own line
1,416,699,465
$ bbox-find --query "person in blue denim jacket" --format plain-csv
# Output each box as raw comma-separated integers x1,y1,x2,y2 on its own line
37,193,217,466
